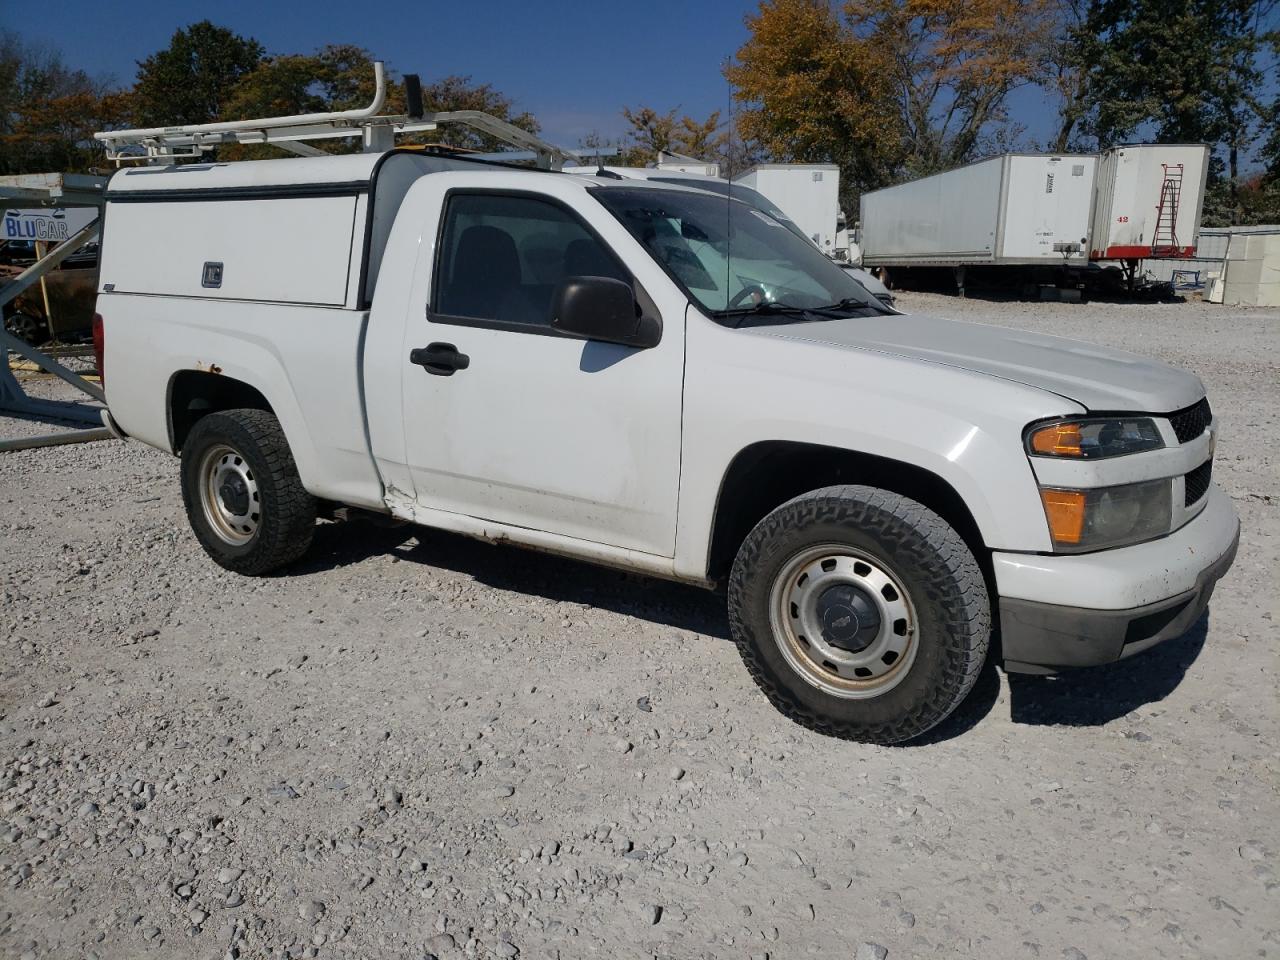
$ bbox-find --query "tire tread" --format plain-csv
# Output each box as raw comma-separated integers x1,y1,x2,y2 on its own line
180,409,315,575
727,484,989,745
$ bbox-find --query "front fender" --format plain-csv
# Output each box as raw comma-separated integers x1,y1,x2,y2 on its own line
674,311,1082,579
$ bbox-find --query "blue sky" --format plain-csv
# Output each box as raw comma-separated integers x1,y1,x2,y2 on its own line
13,0,1070,152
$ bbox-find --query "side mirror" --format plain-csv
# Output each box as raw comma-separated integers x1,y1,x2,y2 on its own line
550,276,661,349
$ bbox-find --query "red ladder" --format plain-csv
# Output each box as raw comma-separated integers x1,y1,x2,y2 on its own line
1151,163,1183,255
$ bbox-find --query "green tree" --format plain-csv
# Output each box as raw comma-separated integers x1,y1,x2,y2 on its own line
133,21,264,126
1058,0,1278,223
1039,0,1106,151
220,46,540,158
416,74,541,152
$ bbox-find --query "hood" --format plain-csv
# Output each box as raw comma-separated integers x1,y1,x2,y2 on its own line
749,311,1204,413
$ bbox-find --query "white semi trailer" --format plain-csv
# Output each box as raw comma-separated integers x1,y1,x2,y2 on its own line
859,154,1097,293
1089,144,1210,262
859,145,1210,295
733,164,845,258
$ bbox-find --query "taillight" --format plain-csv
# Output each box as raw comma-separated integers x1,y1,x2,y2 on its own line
91,313,105,384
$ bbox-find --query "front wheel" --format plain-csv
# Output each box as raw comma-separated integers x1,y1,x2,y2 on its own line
180,409,316,575
727,485,989,744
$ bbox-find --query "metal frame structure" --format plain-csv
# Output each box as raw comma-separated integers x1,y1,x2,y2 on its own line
94,62,578,170
0,173,111,450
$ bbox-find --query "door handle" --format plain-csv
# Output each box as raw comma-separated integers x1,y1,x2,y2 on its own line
410,342,470,376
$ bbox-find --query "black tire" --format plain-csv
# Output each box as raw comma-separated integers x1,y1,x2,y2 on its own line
727,485,989,745
5,311,47,345
180,409,316,575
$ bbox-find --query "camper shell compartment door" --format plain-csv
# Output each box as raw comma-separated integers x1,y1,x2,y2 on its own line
101,192,360,307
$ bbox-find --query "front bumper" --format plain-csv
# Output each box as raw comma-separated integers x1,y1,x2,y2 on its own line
993,485,1240,674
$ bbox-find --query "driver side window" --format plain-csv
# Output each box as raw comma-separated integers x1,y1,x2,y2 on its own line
433,193,630,330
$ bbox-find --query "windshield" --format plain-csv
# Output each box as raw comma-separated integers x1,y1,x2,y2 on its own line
593,186,883,322
647,176,814,246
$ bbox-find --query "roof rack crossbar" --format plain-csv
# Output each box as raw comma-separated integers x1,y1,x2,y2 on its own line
92,62,576,170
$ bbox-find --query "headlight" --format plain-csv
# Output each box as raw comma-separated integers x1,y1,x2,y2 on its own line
1040,479,1172,551
1026,417,1164,459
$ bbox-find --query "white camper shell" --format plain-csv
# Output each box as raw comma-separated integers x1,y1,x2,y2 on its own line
102,151,487,309
859,154,1098,268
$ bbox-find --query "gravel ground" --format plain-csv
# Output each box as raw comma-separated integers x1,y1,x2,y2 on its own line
1,293,1276,960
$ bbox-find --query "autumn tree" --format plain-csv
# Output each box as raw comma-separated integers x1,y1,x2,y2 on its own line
133,21,264,127
844,0,1056,176
725,0,900,201
617,106,730,166
0,30,126,174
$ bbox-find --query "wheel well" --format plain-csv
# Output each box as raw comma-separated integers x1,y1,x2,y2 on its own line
705,441,988,583
168,371,272,453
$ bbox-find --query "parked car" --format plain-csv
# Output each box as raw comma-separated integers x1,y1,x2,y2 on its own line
94,149,1239,743
1,239,100,344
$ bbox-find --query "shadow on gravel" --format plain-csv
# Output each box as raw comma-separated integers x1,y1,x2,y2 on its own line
293,520,1210,737
1006,613,1209,728
296,520,732,639
900,655,1004,746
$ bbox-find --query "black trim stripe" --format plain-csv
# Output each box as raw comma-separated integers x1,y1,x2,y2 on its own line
104,180,371,203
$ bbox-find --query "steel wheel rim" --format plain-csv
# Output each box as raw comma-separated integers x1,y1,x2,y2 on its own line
767,543,918,699
197,443,261,546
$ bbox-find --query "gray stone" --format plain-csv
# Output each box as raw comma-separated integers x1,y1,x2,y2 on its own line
299,900,326,922
426,933,456,953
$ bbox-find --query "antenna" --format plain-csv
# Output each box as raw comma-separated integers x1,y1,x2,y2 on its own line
724,58,733,308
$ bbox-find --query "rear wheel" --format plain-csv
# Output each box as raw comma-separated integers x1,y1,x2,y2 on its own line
180,409,315,575
727,485,989,744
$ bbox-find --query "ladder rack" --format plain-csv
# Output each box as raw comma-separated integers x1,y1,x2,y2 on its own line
93,62,578,171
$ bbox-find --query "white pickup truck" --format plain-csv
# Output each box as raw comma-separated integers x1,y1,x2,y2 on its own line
95,148,1239,744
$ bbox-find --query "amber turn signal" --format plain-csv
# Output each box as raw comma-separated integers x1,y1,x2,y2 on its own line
1040,488,1086,545
1029,422,1083,456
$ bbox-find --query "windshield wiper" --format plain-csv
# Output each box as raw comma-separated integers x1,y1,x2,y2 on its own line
713,301,831,328
810,296,891,315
